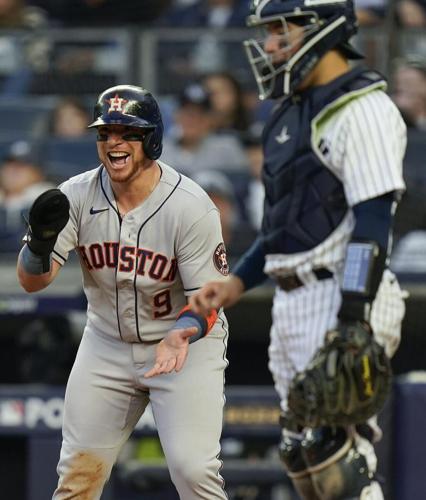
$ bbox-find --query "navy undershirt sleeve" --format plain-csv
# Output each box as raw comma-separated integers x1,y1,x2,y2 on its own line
351,192,395,250
233,237,268,291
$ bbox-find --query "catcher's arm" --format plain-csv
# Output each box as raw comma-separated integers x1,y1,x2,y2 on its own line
287,193,398,427
338,192,397,323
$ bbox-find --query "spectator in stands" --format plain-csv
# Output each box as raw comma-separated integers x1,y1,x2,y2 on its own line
193,170,236,248
155,1,251,93
49,97,91,138
0,0,51,96
161,82,248,176
157,0,249,28
396,0,426,26
0,140,54,252
202,71,251,136
391,56,426,130
27,44,106,96
193,169,256,261
31,0,172,26
355,0,387,25
389,57,426,269
0,0,48,28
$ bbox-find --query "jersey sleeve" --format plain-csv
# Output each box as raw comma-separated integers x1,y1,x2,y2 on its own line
177,207,229,294
334,91,406,206
52,180,80,266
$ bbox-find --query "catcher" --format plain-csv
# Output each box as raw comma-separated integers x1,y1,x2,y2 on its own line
189,1,407,499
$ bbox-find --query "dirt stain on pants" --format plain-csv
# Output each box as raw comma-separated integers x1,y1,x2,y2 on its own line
55,451,108,499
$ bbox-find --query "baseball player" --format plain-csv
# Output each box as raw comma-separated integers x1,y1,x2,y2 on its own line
17,85,229,499
190,1,407,499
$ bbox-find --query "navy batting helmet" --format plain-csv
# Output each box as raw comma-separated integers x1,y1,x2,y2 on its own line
244,0,363,100
88,84,163,160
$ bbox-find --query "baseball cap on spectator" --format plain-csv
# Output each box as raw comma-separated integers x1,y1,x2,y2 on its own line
3,140,41,165
193,170,235,202
178,83,212,110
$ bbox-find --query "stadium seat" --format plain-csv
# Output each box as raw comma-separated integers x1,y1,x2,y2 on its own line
41,136,100,182
0,97,56,140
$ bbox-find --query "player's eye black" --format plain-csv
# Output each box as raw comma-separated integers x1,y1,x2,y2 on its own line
122,133,145,141
96,132,145,142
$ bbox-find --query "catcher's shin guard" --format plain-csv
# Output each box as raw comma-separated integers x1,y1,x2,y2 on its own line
279,415,320,500
301,426,383,500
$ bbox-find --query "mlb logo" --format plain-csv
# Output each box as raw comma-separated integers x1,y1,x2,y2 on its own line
0,399,24,426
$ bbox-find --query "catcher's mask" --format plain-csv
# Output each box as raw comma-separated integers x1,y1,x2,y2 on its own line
244,0,363,100
88,84,164,160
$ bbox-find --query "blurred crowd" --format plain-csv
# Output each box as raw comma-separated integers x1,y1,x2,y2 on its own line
0,0,423,29
0,0,425,269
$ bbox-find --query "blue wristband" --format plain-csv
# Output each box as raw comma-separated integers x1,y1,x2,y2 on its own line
21,244,50,275
172,315,204,344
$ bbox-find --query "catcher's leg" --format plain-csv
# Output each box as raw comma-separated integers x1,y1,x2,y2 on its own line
279,414,320,500
301,426,384,500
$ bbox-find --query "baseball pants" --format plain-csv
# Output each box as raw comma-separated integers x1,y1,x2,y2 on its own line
53,326,228,499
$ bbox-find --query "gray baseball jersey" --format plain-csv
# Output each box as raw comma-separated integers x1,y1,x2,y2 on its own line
52,161,229,499
54,160,229,342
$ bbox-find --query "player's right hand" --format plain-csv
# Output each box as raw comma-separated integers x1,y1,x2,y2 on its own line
144,327,198,378
189,275,245,316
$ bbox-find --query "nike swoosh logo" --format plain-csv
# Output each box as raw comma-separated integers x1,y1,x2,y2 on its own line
90,207,109,215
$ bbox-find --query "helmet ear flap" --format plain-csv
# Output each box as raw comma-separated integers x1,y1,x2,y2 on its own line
143,129,163,160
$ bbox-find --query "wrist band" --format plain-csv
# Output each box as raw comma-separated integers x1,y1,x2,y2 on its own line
172,316,203,344
21,244,50,275
173,305,218,344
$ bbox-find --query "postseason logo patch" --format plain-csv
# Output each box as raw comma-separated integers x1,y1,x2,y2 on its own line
213,243,229,276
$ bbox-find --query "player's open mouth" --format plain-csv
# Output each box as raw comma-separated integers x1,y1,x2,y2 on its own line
108,152,130,167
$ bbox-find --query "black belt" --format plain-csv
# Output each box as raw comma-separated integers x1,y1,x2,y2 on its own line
276,268,333,292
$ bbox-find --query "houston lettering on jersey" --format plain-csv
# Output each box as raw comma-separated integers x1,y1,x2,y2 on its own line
78,243,178,282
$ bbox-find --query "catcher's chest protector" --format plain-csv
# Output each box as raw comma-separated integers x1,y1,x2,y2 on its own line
261,67,385,255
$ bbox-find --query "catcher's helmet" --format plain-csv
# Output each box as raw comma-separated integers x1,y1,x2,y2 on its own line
244,0,363,100
88,85,163,160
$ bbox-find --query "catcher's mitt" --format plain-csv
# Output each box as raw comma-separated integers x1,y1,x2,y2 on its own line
287,321,392,428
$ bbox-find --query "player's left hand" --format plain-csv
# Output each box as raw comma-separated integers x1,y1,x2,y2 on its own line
144,327,199,378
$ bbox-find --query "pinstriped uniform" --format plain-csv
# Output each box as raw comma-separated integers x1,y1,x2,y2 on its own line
265,90,407,411
244,3,404,498
51,162,229,500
